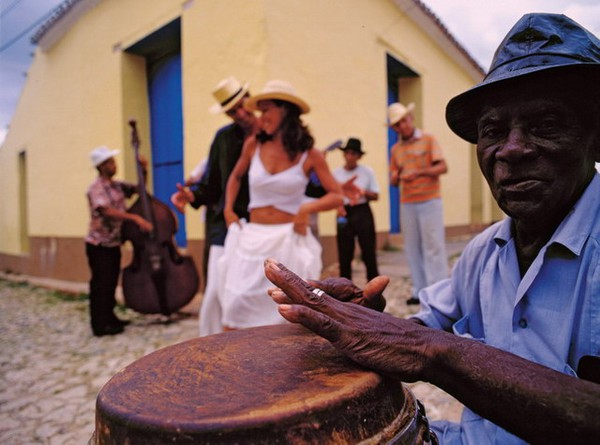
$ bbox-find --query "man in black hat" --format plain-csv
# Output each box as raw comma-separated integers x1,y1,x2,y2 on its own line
171,76,258,336
333,138,380,281
264,13,600,444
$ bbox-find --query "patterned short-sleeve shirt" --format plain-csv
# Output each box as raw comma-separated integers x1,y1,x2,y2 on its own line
85,177,135,247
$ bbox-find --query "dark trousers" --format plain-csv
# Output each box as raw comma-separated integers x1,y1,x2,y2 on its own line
336,203,379,281
85,243,122,334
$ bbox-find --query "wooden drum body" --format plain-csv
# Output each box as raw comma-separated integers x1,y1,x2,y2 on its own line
93,324,432,444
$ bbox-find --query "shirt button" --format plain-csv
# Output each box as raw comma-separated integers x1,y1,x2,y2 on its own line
518,318,528,328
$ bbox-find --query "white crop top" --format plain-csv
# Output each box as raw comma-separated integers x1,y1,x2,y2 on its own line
248,146,310,215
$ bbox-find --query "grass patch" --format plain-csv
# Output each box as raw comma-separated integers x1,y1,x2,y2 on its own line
48,290,89,302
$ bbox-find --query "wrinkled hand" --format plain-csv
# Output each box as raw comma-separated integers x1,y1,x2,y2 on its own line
264,259,432,380
170,183,193,214
304,276,387,312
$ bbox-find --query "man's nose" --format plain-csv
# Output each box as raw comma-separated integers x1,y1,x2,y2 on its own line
496,128,537,162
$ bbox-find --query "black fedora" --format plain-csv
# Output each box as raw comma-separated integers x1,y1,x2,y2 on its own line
446,13,600,143
340,137,365,155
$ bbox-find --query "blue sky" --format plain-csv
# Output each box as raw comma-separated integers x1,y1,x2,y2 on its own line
1,0,599,144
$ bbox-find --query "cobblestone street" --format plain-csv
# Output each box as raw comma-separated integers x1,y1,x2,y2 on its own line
0,241,469,444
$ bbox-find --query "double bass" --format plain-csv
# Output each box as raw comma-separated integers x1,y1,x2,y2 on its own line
121,119,199,315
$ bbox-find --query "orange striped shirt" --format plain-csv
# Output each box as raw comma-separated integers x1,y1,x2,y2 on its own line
390,130,444,204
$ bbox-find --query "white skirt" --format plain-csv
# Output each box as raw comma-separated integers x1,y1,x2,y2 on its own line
217,220,322,329
198,245,225,337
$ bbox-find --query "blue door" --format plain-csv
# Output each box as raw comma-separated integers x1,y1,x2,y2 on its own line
148,53,187,247
387,88,400,233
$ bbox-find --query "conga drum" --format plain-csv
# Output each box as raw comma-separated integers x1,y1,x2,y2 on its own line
92,324,434,444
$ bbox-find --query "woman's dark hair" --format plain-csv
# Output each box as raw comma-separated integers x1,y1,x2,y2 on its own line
262,99,314,161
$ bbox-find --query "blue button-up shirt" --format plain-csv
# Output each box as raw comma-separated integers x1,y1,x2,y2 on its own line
415,173,600,444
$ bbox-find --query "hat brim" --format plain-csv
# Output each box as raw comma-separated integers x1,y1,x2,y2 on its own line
340,147,365,155
446,64,600,144
388,102,415,126
209,83,250,114
245,92,310,114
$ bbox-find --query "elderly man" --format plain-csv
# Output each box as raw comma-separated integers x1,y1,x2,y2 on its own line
171,76,258,335
264,13,600,444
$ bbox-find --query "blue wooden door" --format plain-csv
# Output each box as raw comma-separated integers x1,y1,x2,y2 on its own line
387,88,400,233
148,53,187,247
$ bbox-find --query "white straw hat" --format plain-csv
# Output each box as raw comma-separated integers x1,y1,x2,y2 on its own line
387,102,415,126
209,76,250,114
244,80,310,114
90,145,119,167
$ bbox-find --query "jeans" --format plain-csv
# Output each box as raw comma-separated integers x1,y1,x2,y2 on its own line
400,199,448,295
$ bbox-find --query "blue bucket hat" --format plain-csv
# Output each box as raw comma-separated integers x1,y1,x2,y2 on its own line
446,13,600,143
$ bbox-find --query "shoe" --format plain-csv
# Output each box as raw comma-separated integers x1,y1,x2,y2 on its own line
115,318,131,327
94,324,125,337
406,297,420,305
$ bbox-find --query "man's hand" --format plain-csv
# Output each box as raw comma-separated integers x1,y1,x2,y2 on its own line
340,175,361,205
305,276,388,312
264,259,433,380
133,214,153,233
170,183,193,214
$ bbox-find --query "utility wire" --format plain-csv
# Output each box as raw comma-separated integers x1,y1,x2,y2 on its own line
0,0,25,19
0,7,55,53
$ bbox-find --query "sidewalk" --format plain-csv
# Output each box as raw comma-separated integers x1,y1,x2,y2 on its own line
0,236,473,445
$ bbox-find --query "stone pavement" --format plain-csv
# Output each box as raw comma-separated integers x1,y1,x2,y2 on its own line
0,236,473,445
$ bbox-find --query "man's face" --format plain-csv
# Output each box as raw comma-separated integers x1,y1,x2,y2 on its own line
476,91,598,224
343,150,361,169
98,157,117,178
392,113,415,139
225,95,256,131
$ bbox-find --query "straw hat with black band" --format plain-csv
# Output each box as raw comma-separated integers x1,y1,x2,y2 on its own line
209,76,250,114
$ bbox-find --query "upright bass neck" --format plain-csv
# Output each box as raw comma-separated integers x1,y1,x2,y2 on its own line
128,119,155,230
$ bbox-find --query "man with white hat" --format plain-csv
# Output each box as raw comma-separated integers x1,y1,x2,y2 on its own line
388,101,448,305
85,146,152,336
170,76,258,336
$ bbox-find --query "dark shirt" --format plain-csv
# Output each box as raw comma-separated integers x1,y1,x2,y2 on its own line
192,123,250,246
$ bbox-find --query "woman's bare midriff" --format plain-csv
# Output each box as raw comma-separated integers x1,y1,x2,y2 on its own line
250,206,295,224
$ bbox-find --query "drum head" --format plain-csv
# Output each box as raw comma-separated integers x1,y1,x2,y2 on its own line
95,324,424,444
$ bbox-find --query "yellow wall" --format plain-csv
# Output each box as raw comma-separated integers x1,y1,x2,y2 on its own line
0,0,181,255
0,0,490,262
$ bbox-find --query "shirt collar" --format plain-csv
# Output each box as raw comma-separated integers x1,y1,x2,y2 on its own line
401,128,422,142
493,173,600,255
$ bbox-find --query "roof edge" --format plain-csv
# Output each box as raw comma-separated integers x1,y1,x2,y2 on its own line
31,0,100,52
394,0,486,80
